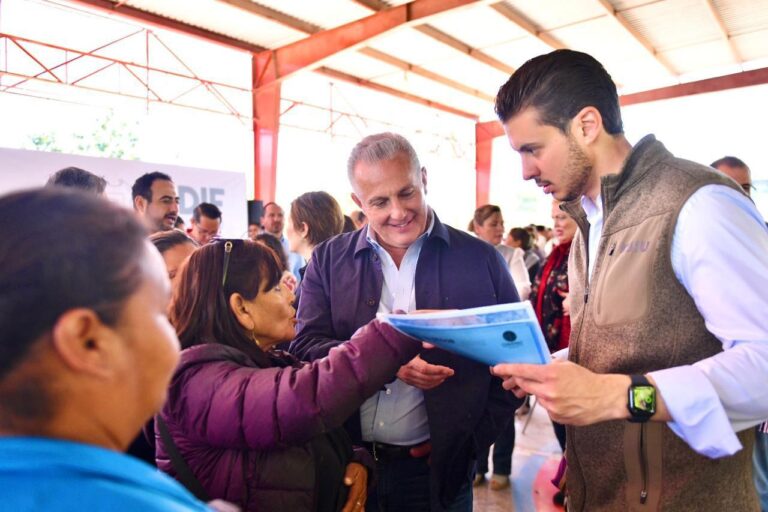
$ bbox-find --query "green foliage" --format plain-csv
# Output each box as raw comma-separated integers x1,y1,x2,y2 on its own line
27,110,139,159
28,133,61,153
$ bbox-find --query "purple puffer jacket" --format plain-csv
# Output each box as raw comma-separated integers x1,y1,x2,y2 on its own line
156,320,419,511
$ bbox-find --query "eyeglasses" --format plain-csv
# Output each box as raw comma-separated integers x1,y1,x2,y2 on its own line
741,183,755,195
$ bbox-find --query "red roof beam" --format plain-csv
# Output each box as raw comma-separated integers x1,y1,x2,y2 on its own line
620,67,768,106
254,0,486,87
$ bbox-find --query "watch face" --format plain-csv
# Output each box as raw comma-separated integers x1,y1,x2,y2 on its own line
632,385,656,414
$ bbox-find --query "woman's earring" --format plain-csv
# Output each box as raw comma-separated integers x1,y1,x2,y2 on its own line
250,331,264,349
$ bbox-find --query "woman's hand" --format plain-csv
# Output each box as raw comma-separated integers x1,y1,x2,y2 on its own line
280,271,298,292
341,462,367,512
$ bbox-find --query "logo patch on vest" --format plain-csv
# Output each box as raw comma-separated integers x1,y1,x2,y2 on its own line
619,240,650,254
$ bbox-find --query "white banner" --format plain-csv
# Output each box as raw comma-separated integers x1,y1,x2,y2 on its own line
0,147,248,238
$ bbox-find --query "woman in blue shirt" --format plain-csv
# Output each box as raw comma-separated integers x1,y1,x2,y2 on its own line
0,188,209,512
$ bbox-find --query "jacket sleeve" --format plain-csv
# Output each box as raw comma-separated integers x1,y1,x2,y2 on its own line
173,321,419,451
289,247,345,361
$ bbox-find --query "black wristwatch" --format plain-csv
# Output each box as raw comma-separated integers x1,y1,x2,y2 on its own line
627,374,656,423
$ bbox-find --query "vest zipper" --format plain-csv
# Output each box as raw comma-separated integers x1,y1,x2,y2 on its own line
640,423,648,504
584,284,589,304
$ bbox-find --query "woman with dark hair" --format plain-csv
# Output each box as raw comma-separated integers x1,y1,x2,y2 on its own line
285,191,345,280
126,230,199,466
469,204,531,300
506,227,541,283
157,239,421,511
255,232,297,292
0,188,206,511
149,229,199,284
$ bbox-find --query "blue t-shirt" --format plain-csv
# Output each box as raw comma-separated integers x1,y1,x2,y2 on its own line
0,437,210,511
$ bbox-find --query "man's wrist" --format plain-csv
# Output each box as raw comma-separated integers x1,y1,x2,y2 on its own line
602,374,632,422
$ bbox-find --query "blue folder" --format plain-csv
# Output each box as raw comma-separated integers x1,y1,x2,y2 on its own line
380,303,551,366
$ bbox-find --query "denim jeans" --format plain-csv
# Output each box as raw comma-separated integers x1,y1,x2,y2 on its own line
366,455,473,512
754,430,768,512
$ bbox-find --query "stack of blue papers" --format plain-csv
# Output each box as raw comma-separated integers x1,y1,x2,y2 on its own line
380,303,551,366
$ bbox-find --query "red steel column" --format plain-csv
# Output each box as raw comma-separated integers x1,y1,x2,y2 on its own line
475,120,504,208
475,125,492,208
252,53,281,202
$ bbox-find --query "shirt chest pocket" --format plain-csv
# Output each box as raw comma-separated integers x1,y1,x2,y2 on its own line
593,215,667,327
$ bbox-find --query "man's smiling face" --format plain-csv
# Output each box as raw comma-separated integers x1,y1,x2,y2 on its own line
351,152,429,254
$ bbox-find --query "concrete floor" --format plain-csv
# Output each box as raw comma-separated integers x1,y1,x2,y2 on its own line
472,401,563,512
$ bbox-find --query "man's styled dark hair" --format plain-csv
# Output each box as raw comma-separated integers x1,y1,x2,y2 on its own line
495,50,623,135
711,156,749,169
192,203,222,223
131,171,173,202
0,188,147,418
46,167,107,195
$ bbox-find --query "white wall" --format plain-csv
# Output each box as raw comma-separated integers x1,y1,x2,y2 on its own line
0,147,248,237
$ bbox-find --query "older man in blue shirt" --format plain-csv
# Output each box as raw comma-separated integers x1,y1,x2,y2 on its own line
290,132,521,512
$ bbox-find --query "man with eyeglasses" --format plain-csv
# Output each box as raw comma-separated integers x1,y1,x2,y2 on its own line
188,203,222,246
711,156,754,196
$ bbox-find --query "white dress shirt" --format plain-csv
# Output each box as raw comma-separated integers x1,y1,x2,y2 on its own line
581,184,768,458
495,244,532,300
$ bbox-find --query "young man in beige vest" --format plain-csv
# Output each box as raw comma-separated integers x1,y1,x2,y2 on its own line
491,49,768,511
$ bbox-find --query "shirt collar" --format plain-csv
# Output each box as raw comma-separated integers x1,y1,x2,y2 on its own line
581,195,605,232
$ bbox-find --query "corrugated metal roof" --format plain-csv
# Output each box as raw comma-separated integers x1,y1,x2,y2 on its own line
58,0,768,118
504,0,607,32
716,0,768,34
251,0,372,29
620,0,722,51
424,5,530,49
124,0,307,48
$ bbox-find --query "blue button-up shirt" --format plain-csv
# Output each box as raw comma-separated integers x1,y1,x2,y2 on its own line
358,213,435,445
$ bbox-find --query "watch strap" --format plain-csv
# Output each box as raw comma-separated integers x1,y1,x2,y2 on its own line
628,374,655,423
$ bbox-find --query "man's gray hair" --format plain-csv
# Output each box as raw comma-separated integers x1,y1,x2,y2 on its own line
347,132,421,183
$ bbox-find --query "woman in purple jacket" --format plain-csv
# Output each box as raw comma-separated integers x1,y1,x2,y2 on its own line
157,239,420,512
